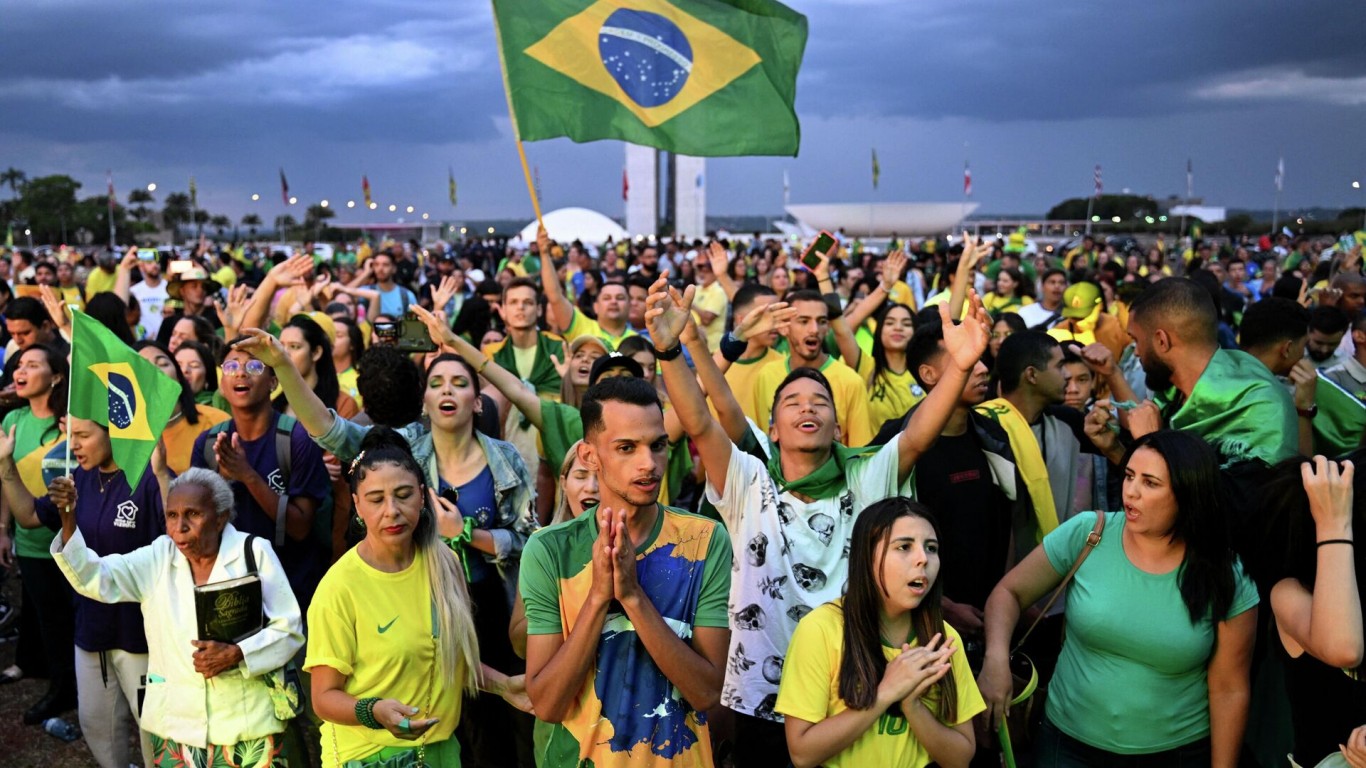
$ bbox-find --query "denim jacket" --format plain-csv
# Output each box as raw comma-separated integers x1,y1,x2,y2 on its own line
314,411,539,577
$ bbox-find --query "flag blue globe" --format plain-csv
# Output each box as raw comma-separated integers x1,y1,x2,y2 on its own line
106,372,137,429
598,9,693,108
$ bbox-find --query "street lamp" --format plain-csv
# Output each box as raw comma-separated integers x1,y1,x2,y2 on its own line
406,206,414,213
421,213,429,220
368,202,378,210
251,193,260,201
147,183,157,192
347,200,355,208
320,200,329,208
288,196,298,205
388,204,397,212
1110,216,1121,223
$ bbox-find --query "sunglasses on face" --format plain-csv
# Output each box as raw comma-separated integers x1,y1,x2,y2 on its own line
223,359,267,377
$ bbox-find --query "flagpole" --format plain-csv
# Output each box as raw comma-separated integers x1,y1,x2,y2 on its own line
490,1,544,230
1272,155,1283,234
64,313,74,485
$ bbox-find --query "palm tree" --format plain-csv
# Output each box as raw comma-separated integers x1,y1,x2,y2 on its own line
241,213,262,238
161,192,193,242
0,168,26,200
127,188,154,224
210,215,232,239
275,214,297,239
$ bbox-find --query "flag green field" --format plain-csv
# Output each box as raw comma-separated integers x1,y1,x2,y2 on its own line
1314,373,1366,458
69,310,181,487
492,0,807,157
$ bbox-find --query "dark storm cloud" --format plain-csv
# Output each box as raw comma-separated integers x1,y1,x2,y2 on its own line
0,0,1362,218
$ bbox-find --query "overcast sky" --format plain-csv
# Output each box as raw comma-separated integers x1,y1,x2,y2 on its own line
3,0,1363,226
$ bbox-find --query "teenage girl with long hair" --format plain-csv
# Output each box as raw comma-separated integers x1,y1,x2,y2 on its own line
777,497,983,768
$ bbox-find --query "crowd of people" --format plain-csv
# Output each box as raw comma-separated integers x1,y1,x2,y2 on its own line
0,222,1364,768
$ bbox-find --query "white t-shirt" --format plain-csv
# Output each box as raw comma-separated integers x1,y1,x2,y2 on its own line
1017,301,1062,330
705,439,904,720
130,279,169,339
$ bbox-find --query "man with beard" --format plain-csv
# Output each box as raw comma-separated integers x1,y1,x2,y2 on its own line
1306,305,1350,370
753,289,874,446
539,229,637,350
1125,277,1296,473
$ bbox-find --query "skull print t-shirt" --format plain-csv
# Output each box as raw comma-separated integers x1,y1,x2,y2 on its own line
706,439,904,721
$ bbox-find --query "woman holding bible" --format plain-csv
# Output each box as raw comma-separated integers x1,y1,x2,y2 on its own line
47,467,304,767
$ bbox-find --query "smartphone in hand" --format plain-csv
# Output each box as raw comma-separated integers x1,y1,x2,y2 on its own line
801,231,836,270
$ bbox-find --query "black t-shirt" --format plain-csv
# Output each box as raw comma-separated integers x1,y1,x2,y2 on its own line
914,432,1012,611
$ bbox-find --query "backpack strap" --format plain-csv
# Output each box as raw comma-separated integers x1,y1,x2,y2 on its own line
271,414,296,548
243,534,259,575
201,421,234,472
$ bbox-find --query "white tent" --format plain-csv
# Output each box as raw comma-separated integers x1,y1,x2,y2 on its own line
518,207,628,245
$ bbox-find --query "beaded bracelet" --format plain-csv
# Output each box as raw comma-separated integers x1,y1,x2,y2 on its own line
355,697,383,729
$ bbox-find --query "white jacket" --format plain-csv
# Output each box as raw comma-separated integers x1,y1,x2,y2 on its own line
53,523,304,748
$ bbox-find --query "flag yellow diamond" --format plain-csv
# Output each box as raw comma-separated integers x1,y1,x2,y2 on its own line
524,0,763,128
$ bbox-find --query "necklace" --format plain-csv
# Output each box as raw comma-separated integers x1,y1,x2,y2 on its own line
97,470,119,494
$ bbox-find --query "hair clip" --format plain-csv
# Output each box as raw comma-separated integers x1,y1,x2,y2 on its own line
349,450,366,474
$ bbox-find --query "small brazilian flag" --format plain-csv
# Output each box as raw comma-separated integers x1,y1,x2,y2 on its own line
492,0,807,157
69,310,181,487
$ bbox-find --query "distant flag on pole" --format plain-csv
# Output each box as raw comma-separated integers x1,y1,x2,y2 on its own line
963,162,972,197
107,171,116,213
1094,164,1103,197
533,165,543,207
189,175,197,210
1186,158,1193,200
362,175,372,208
280,168,290,205
1275,156,1285,192
448,168,457,207
871,148,880,190
782,169,790,206
622,168,629,201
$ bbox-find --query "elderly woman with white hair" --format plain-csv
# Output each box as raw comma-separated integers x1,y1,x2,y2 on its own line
50,467,305,767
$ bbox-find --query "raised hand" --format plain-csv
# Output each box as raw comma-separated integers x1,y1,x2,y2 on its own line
643,275,696,351
1301,456,1354,538
216,284,250,334
537,226,552,262
429,488,466,540
267,253,313,288
707,241,730,278
1126,400,1163,439
881,250,908,292
940,290,990,372
431,275,459,312
549,340,570,380
408,304,460,350
231,328,291,370
37,285,71,335
1084,399,1120,454
735,301,796,343
960,232,986,272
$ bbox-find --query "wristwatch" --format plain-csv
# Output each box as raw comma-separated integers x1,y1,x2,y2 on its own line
654,342,683,362
1297,405,1318,420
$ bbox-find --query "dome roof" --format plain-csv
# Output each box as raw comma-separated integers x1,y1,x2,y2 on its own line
518,207,629,245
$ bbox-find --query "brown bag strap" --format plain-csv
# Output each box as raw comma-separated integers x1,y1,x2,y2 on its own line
1011,510,1106,655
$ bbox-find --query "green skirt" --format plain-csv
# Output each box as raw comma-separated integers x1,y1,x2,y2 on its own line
337,737,460,768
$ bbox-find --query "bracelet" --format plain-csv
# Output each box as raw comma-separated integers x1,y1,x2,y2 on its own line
355,697,383,729
654,343,683,362
476,356,491,374
1317,539,1354,548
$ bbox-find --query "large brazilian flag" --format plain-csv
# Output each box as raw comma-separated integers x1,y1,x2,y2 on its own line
492,0,808,156
69,310,181,487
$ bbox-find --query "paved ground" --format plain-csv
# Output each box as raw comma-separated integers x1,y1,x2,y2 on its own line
0,565,107,768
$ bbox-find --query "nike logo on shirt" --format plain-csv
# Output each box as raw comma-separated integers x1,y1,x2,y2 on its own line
378,617,398,634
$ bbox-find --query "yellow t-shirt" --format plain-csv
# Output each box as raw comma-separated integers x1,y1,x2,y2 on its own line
212,264,237,289
754,355,875,447
888,281,916,311
84,268,117,300
58,285,85,311
562,307,637,351
337,367,362,408
163,404,231,475
723,346,786,425
854,352,925,432
305,547,463,767
691,281,729,351
776,601,985,768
